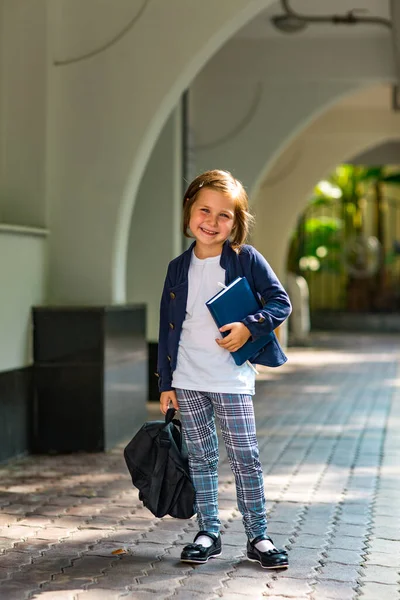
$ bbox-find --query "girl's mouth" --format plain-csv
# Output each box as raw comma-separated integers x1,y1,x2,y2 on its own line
200,227,218,236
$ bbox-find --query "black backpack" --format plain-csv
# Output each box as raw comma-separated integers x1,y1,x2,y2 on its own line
123,408,196,519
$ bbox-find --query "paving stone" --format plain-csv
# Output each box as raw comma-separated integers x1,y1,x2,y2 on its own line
17,515,53,528
41,575,95,591
32,506,68,517
361,563,399,585
317,561,361,582
0,551,32,568
323,548,363,565
121,541,166,561
180,572,227,594
357,582,399,600
333,523,367,538
0,525,39,539
371,525,400,540
120,518,156,530
105,529,145,544
0,538,15,552
116,592,156,600
373,515,400,528
34,592,76,599
75,591,121,599
338,512,371,526
0,504,37,515
364,551,400,568
134,574,185,593
6,568,52,586
311,579,357,600
85,541,136,557
0,334,398,599
330,535,365,553
0,582,34,600
265,577,313,597
0,515,20,527
366,538,400,555
293,534,327,549
140,529,181,544
214,576,273,596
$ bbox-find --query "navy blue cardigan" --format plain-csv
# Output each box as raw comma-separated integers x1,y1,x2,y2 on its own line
157,241,292,392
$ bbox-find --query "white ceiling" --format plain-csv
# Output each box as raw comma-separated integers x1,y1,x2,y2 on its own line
237,0,391,39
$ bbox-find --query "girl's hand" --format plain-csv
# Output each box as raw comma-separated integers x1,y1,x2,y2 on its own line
160,390,179,415
216,322,251,352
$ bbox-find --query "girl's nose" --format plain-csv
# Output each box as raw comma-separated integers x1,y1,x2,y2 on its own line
208,213,218,227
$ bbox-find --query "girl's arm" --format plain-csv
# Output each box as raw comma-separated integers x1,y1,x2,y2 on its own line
241,247,292,340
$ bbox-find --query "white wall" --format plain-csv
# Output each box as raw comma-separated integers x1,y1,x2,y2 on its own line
45,0,273,305
127,107,183,342
0,227,47,372
0,0,48,227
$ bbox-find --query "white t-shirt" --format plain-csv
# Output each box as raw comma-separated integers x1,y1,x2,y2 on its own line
172,251,255,395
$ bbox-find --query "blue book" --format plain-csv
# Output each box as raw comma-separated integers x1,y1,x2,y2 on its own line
206,277,274,366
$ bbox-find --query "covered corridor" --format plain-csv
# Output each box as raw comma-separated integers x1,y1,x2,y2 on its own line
0,332,399,600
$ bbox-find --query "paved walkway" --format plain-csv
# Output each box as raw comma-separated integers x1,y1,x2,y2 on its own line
0,332,400,600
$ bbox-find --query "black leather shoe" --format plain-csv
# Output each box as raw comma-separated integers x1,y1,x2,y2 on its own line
247,535,288,569
180,531,222,564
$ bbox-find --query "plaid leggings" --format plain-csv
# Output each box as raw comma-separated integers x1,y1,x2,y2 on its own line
175,388,267,539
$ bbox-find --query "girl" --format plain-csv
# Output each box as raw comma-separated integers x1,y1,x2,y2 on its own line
157,170,291,569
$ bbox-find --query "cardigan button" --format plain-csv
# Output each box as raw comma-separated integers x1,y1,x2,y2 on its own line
258,316,265,323
170,292,176,299
169,322,175,329
167,355,171,362
154,372,160,378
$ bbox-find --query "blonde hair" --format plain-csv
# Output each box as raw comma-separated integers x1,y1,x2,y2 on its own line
182,170,254,250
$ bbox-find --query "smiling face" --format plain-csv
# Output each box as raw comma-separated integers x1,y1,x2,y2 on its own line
188,188,235,258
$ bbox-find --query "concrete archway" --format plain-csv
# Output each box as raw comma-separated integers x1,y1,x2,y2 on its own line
252,85,400,280
47,0,274,304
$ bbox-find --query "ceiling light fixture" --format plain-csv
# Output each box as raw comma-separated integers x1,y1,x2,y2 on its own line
271,0,391,34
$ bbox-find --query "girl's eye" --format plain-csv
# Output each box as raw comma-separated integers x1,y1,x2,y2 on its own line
201,208,209,213
220,213,229,219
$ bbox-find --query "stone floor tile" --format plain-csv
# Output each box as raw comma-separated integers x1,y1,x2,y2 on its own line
361,563,400,585
116,592,156,600
0,525,39,539
292,534,327,549
265,577,313,597
0,515,20,527
0,550,32,568
330,535,365,553
217,576,273,596
312,579,357,600
0,538,15,552
140,529,182,544
323,548,363,565
182,572,227,594
357,581,399,600
216,593,268,600
32,592,76,599
0,582,34,600
366,538,400,555
317,561,361,582
0,333,398,599
364,551,400,568
371,525,400,540
75,591,121,600
120,518,157,530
